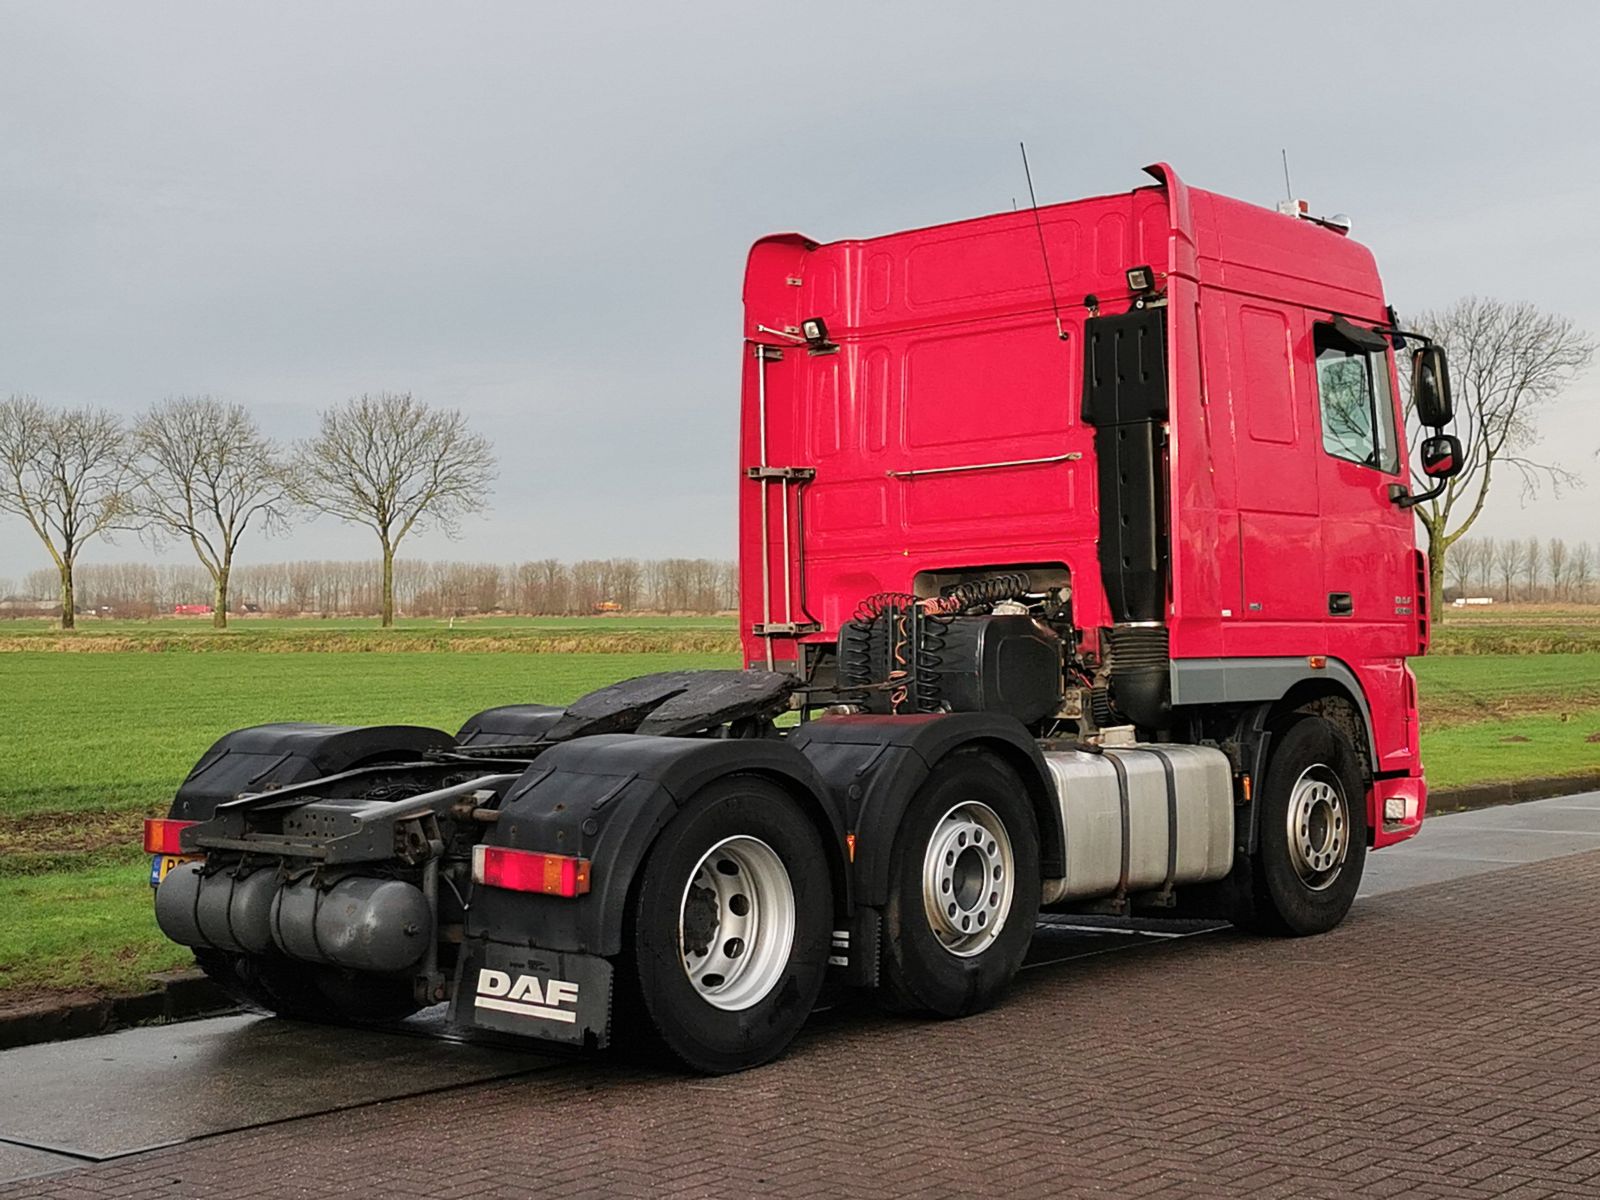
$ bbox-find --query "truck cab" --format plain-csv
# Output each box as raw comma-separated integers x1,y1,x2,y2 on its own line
739,163,1435,849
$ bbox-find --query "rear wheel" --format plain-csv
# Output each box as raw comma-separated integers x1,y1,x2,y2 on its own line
618,776,832,1074
1240,715,1368,936
879,750,1041,1017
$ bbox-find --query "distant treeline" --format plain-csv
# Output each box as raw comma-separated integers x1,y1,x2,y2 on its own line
1,558,738,618
1446,537,1600,603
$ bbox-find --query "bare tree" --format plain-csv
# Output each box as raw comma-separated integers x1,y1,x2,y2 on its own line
1571,542,1593,603
1405,298,1595,604
1494,537,1525,602
1548,538,1569,601
129,396,292,628
1465,537,1493,597
1522,535,1543,601
294,393,496,626
0,396,128,628
1446,536,1483,597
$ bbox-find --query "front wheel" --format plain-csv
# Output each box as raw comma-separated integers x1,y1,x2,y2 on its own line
618,776,832,1074
1240,715,1368,936
879,749,1041,1017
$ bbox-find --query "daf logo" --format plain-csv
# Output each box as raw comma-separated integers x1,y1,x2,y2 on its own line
473,969,579,1024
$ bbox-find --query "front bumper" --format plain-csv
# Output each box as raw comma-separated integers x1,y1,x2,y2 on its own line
1372,772,1427,849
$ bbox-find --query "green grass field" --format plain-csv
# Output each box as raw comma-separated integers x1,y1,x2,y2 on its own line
0,648,737,996
0,613,740,655
1,608,1596,1002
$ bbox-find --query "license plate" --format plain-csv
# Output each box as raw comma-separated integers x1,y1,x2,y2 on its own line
149,854,198,887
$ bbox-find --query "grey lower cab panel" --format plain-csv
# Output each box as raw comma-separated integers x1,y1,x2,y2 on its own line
1040,744,1233,901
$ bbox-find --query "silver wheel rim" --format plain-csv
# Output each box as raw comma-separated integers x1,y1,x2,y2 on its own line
1285,766,1350,891
678,835,795,1011
921,801,1015,957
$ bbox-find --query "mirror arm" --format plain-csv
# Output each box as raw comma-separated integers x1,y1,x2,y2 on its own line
1390,480,1446,510
1380,327,1433,346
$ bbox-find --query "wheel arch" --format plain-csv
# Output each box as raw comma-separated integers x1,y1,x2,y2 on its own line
469,734,852,960
1172,656,1378,775
1270,676,1376,777
790,712,1063,909
170,722,456,821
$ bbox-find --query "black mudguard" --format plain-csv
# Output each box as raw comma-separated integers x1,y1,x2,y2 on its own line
455,704,566,746
790,712,1063,908
169,722,456,821
467,733,850,959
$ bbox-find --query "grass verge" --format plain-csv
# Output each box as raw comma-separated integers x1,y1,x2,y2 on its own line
2,640,1597,1006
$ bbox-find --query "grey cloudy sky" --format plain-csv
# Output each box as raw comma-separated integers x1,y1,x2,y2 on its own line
2,1,1596,580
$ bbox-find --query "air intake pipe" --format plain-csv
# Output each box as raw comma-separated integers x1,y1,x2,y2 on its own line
1083,305,1172,731
1106,624,1170,731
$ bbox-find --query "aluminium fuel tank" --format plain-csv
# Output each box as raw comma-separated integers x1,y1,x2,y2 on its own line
1040,744,1234,902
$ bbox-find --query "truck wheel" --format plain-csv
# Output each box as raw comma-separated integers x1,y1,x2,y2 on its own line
879,749,1041,1018
1242,715,1368,937
620,776,832,1074
194,948,422,1024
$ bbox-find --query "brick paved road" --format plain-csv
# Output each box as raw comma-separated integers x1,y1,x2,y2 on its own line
8,848,1600,1199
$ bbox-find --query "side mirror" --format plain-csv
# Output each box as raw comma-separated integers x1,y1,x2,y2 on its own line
1420,433,1463,479
1411,345,1454,427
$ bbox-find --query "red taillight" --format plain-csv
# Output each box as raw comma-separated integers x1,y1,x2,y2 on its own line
472,845,591,897
143,818,198,855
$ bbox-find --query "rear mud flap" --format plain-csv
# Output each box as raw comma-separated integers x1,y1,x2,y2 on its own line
449,941,613,1048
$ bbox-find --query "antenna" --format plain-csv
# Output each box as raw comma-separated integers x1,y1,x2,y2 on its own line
1281,148,1294,201
1020,141,1068,341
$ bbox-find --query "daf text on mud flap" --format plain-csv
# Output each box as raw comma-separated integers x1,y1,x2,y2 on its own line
473,970,579,1023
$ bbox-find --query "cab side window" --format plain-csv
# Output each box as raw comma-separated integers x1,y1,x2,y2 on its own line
1314,324,1399,474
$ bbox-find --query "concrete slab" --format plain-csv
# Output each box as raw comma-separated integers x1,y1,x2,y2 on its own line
0,1013,555,1163
1360,789,1600,898
1025,914,1224,969
0,1142,80,1186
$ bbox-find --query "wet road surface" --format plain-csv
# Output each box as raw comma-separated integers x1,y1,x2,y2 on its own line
3,791,1598,1195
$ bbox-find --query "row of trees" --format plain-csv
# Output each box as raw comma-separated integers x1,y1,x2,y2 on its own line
1406,298,1594,602
1444,537,1600,604
0,557,739,619
0,392,494,627
4,300,1590,627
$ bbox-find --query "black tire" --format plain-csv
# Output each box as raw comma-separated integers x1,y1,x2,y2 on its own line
194,948,423,1024
618,775,832,1074
1240,715,1368,937
879,749,1041,1017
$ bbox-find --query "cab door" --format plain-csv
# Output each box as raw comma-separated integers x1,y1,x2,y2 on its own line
1228,299,1326,637
1311,317,1419,773
1309,317,1415,657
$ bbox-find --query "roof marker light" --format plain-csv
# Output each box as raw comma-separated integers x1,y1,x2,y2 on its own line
1125,265,1157,294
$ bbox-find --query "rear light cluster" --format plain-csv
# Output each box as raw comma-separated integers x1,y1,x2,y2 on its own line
472,845,591,898
143,818,197,855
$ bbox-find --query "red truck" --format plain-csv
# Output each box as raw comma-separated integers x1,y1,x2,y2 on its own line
148,165,1460,1073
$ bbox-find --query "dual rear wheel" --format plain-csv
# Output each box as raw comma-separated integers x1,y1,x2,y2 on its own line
619,776,832,1075
879,750,1041,1017
621,751,1042,1073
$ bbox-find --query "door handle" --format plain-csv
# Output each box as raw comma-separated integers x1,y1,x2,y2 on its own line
1328,592,1354,616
